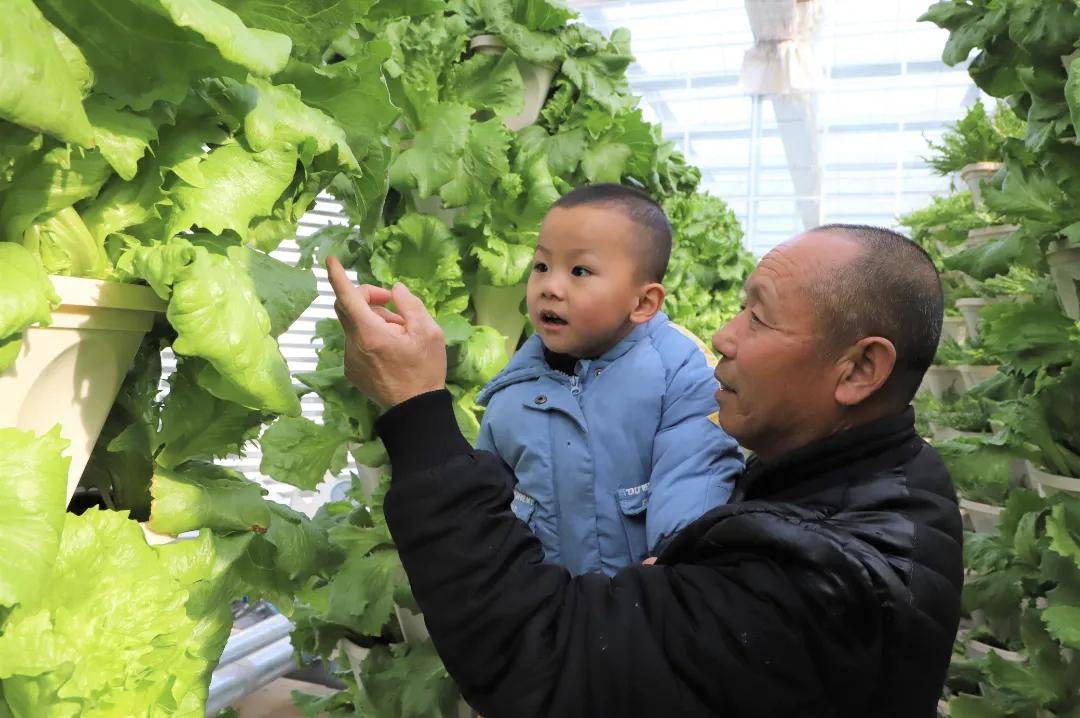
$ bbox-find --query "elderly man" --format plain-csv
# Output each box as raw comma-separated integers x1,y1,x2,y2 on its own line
326,224,963,718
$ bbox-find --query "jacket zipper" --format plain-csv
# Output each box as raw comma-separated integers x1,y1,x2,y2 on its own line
569,375,581,396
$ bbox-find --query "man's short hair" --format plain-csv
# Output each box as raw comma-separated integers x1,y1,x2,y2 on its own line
810,224,944,404
550,184,672,282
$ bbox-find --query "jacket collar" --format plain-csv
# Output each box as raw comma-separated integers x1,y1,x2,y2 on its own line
476,312,669,406
733,407,919,502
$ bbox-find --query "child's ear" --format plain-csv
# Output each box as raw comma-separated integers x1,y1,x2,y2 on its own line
630,283,665,324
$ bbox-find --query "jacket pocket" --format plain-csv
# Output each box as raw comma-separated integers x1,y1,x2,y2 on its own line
615,482,651,561
510,490,538,526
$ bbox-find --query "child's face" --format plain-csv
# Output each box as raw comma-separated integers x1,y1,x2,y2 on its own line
527,204,652,358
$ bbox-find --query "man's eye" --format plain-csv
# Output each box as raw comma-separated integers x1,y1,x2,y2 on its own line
571,266,592,277
750,312,763,325
533,262,548,273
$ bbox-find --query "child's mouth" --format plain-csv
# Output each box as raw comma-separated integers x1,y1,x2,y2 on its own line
539,310,568,327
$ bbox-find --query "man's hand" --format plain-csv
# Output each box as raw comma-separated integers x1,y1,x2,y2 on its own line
326,256,447,408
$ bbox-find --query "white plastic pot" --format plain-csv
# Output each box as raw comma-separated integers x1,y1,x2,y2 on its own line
470,35,557,131
958,162,1003,209
473,283,528,358
354,463,388,499
1046,239,1080,320
339,639,371,692
0,276,165,504
959,498,1002,534
965,224,1019,249
966,638,1023,663
930,426,985,443
955,298,993,343
921,365,963,398
957,364,999,391
395,605,430,644
1024,460,1080,499
941,316,968,344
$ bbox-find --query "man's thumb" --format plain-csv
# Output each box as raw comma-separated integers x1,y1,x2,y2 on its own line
391,282,430,324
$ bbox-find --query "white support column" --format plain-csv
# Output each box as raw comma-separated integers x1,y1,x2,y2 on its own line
741,0,825,240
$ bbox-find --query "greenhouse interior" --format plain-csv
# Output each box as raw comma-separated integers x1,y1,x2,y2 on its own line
1,0,1079,716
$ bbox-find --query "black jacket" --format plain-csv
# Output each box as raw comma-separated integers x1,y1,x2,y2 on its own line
377,390,963,718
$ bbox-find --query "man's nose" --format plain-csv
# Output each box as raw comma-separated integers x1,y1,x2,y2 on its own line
712,320,736,360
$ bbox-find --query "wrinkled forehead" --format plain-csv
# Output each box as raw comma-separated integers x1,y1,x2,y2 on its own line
746,233,860,310
745,243,817,305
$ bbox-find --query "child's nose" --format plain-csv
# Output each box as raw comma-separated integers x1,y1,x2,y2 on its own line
539,275,564,299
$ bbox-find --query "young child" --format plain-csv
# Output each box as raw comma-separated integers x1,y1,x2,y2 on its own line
476,184,744,577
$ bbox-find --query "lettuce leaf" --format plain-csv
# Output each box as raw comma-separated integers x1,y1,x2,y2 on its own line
259,417,352,490
0,427,69,610
161,243,301,415
149,460,272,535
361,213,468,313
34,0,291,111
22,206,111,279
447,324,508,385
0,242,59,341
156,359,270,469
0,0,94,147
0,508,236,717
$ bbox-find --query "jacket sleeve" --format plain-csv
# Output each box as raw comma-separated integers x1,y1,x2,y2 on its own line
645,342,744,552
377,390,883,718
475,404,496,453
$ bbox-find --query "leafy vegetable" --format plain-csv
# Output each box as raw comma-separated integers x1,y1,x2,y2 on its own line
0,508,239,717
259,417,352,491
924,99,1025,175
0,427,69,609
0,242,59,371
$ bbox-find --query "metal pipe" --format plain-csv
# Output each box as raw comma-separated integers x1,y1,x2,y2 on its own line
205,636,295,716
218,614,294,666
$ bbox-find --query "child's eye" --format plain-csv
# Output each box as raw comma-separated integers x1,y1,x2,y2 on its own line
533,262,548,273
571,266,592,277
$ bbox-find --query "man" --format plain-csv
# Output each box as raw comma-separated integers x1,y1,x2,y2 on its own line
327,224,964,718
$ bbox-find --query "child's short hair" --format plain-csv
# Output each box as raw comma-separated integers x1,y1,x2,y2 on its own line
550,184,672,283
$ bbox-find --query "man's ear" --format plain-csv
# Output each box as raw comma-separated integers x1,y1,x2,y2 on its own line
835,336,897,406
630,283,666,324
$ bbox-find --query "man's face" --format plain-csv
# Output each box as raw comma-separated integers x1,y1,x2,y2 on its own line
711,233,862,460
527,205,646,357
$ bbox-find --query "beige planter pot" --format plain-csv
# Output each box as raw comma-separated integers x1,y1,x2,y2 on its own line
958,162,1003,209
955,297,993,343
965,224,1019,249
957,364,999,391
1046,239,1080,320
473,283,528,358
921,365,963,398
959,498,1002,534
0,276,165,504
470,35,556,131
941,316,968,344
1025,460,1080,499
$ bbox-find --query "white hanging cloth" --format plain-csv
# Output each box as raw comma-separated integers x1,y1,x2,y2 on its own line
741,0,824,96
